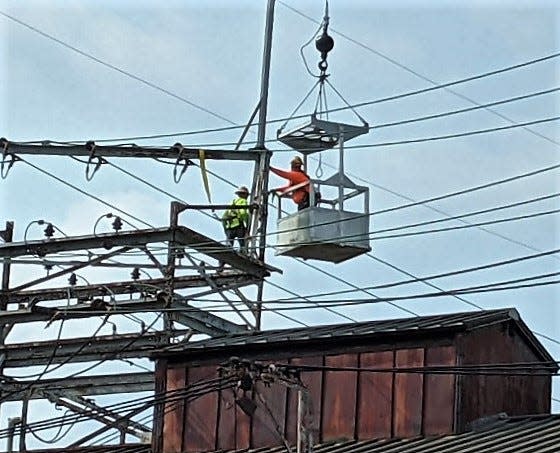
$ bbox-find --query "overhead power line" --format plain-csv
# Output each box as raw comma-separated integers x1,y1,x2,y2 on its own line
309,154,560,261
279,0,560,148
275,248,560,301
375,163,560,216
55,272,560,313
2,8,559,146
0,10,237,126
374,193,560,235
164,113,559,151
374,87,560,130
371,208,559,241
97,86,560,145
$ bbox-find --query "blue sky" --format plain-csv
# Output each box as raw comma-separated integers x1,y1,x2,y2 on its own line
0,0,559,448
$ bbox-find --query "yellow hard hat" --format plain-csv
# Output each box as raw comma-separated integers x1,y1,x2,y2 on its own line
235,186,249,195
291,156,303,167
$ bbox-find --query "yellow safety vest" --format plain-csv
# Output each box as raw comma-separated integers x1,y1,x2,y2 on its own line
223,198,249,229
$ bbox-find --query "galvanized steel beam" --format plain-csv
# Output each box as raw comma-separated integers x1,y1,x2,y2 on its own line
0,330,186,368
0,226,276,277
3,141,260,161
5,272,258,304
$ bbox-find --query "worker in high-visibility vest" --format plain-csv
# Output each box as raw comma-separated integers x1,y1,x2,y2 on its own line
270,156,311,211
222,185,250,250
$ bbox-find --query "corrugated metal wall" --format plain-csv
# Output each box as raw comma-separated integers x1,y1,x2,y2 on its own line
457,325,551,431
153,323,552,453
158,345,457,453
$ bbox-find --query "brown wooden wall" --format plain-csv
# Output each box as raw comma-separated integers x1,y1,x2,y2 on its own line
156,345,457,453
456,323,552,431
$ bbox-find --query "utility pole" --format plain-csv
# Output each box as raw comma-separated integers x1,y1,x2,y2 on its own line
254,0,276,329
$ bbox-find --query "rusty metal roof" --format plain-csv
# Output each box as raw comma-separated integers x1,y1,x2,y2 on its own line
215,414,560,453
155,308,553,363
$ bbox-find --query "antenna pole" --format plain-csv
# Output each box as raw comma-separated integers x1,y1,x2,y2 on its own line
254,0,276,329
256,0,276,149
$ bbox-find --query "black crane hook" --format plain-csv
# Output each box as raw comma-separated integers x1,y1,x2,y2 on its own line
315,1,334,74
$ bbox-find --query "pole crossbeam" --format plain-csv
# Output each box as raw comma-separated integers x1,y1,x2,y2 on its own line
3,141,261,161
0,330,186,368
0,226,277,277
5,272,259,304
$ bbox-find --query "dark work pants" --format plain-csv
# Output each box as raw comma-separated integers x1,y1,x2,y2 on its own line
219,225,247,270
226,225,247,250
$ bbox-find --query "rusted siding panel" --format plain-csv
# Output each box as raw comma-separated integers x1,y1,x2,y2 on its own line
163,366,186,453
423,346,456,435
251,381,288,448
357,350,394,439
235,399,252,449
394,348,424,437
458,324,552,431
322,354,358,441
217,387,237,450
286,356,323,444
184,365,219,452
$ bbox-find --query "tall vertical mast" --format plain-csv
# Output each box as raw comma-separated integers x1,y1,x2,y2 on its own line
254,0,276,329
256,0,276,149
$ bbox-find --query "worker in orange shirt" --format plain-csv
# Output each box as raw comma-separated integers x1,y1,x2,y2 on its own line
270,156,311,211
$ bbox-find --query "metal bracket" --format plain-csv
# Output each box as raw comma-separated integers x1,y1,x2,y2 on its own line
85,140,105,181
172,143,193,183
1,138,19,179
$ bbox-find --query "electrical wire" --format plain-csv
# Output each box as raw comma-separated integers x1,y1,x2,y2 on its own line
279,1,560,149
373,87,560,130
259,278,560,310
273,248,560,301
344,116,560,150
49,139,558,258
2,5,558,146
374,193,560,234
78,83,560,144
27,410,76,445
48,272,560,313
18,158,150,228
0,375,236,440
0,10,237,127
370,208,559,241
265,279,357,322
18,203,554,255
366,253,560,349
51,153,560,253
275,361,560,376
0,316,109,402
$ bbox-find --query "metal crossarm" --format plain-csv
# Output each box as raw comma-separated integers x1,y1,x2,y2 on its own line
3,141,261,161
1,372,154,402
0,330,186,368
